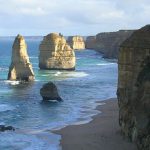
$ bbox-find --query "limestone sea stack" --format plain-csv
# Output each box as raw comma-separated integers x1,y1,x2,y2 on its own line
8,35,34,81
67,36,85,50
117,25,150,150
39,33,76,70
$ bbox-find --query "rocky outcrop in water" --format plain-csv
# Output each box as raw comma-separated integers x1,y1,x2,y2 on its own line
40,82,62,101
67,36,85,50
0,125,15,132
117,25,150,150
8,34,34,81
39,33,76,70
86,30,134,58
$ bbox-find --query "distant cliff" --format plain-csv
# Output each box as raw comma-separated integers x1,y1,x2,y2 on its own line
86,30,134,59
117,25,150,150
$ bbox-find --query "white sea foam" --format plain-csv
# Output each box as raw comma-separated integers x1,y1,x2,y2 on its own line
5,80,20,85
0,67,8,71
35,79,40,82
29,57,38,59
72,119,93,125
0,104,15,112
0,133,45,150
66,72,88,78
0,131,61,150
96,63,115,66
54,71,62,76
41,74,49,77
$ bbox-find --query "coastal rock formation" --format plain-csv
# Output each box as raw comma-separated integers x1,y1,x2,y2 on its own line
40,82,62,101
117,25,150,150
85,30,134,58
8,35,34,81
85,36,96,49
39,33,76,70
0,125,15,132
67,36,85,50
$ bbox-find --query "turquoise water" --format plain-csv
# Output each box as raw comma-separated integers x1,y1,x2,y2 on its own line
0,37,117,150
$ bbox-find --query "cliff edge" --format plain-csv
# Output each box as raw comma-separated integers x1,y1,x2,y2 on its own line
117,25,150,150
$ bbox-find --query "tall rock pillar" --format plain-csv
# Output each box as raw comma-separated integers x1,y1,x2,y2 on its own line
8,34,34,81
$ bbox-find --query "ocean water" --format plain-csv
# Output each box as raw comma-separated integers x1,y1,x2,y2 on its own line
0,37,118,150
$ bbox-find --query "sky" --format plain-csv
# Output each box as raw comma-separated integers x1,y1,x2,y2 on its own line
0,0,150,36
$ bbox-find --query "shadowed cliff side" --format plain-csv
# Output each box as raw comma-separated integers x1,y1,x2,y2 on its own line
117,25,150,150
86,30,134,59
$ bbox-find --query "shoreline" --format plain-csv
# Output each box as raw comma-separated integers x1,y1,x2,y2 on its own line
54,98,137,150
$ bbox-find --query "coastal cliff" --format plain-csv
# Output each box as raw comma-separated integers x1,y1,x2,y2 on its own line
117,25,150,150
85,36,96,49
39,33,76,70
86,30,134,58
67,36,85,50
8,34,34,81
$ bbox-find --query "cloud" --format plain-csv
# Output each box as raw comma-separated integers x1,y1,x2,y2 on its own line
0,0,149,35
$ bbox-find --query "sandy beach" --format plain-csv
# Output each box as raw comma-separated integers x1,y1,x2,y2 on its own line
55,98,137,150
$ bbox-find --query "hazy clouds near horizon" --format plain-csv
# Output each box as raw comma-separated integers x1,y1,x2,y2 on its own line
0,0,150,36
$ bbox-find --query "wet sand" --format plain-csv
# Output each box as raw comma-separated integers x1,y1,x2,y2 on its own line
54,98,137,150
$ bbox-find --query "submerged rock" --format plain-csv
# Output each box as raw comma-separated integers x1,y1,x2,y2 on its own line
0,125,15,132
40,82,62,101
117,25,150,150
67,36,85,50
39,33,76,70
8,34,34,82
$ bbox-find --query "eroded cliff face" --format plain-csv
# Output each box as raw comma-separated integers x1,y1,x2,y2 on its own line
117,25,150,150
8,34,34,81
39,33,76,70
67,36,85,50
86,30,134,58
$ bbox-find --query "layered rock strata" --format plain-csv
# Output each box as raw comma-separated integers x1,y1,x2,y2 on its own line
117,25,150,150
67,36,85,50
8,35,34,81
86,30,134,58
39,33,76,70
